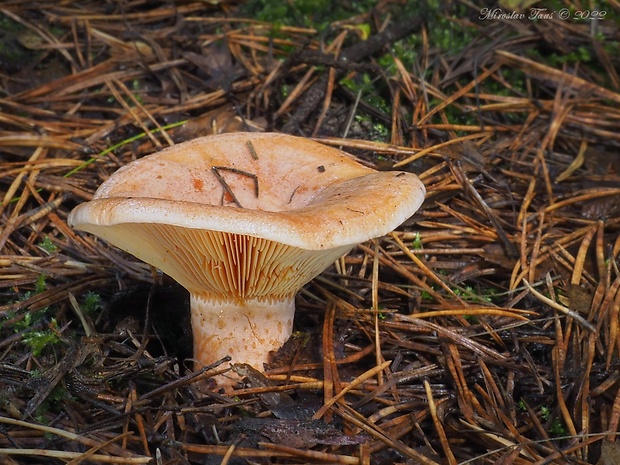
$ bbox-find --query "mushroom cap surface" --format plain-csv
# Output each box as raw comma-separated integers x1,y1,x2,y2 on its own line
69,132,425,301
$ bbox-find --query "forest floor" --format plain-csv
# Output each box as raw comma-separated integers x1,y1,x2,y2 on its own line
1,1,619,464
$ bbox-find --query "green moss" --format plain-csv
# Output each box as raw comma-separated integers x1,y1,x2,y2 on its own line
453,284,498,304
419,279,499,304
341,73,382,106
339,73,391,141
549,418,566,436
4,274,64,357
411,1,477,54
342,72,391,112
34,273,47,295
22,319,61,357
529,45,594,68
48,25,65,37
427,96,479,132
38,236,58,253
0,13,24,34
33,383,71,425
411,232,423,250
378,38,418,74
240,0,379,31
82,291,102,314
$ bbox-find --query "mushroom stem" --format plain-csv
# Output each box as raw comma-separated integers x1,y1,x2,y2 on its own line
190,295,295,382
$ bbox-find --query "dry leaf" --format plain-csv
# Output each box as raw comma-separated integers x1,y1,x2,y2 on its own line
235,418,368,448
184,41,246,91
597,440,620,465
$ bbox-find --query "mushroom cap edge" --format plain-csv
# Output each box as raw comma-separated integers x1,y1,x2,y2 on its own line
68,169,426,251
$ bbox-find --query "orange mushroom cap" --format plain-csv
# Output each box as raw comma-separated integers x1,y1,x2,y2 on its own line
69,132,425,303
69,132,426,385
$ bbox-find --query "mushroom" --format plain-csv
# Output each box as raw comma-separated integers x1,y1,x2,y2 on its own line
69,132,425,386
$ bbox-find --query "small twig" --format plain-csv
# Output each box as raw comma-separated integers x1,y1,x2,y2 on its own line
139,356,232,401
212,166,259,207
246,140,258,160
220,443,237,465
211,167,241,207
425,380,457,465
320,300,338,423
0,449,151,464
0,416,148,462
334,403,441,465
523,279,595,332
313,360,391,420
67,291,93,336
259,442,359,464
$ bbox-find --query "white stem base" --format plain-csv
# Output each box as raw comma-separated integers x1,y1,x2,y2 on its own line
190,295,295,385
